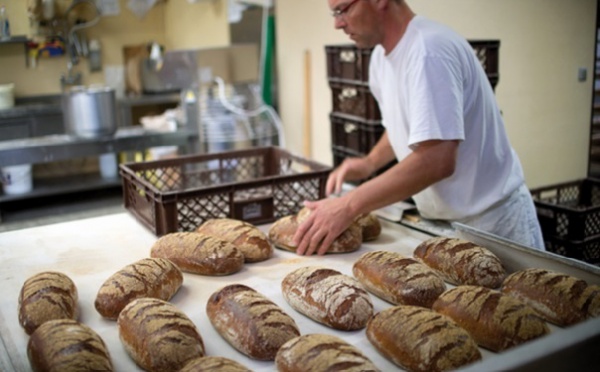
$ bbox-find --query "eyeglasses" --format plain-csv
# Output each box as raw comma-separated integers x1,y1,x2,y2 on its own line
330,0,361,19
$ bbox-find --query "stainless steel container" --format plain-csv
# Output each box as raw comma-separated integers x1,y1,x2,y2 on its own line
63,85,118,139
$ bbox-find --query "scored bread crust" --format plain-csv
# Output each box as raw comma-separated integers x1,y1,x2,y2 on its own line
150,232,244,275
366,305,481,372
432,285,549,352
18,271,79,335
501,268,600,326
94,257,183,319
413,237,506,288
268,208,362,254
206,284,300,361
179,356,251,372
196,218,273,263
281,266,373,330
353,251,446,308
27,319,113,372
354,213,382,242
275,334,380,372
118,298,205,372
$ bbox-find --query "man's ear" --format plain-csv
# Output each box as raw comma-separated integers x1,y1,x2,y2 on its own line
374,0,390,11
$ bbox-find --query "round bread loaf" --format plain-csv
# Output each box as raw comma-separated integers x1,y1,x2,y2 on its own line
118,298,205,372
196,218,273,262
94,257,183,319
282,266,373,330
354,213,382,241
179,356,251,372
268,208,362,254
432,285,549,352
206,284,300,361
27,319,113,372
150,232,244,275
275,333,379,372
413,237,506,288
353,251,446,308
366,305,481,372
18,271,78,335
501,268,600,326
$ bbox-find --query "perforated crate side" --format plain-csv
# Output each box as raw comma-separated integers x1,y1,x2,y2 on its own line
330,82,381,120
330,113,384,155
326,44,373,84
544,235,600,266
468,40,500,89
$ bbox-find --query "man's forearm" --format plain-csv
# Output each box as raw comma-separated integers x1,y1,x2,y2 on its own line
365,132,396,172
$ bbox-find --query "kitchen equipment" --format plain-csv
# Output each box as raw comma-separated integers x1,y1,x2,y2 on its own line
140,48,198,94
62,85,118,139
0,164,33,195
0,83,14,109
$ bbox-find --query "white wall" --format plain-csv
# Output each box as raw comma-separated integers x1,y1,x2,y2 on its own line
275,0,597,188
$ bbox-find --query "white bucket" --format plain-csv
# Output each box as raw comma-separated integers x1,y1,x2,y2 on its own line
99,153,118,179
1,164,33,195
0,83,15,110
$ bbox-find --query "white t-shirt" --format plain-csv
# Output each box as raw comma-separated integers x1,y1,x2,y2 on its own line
369,15,524,220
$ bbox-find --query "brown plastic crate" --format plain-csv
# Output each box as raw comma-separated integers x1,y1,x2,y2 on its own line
331,145,395,186
330,81,381,120
330,113,384,154
468,40,500,90
119,146,332,236
325,44,373,84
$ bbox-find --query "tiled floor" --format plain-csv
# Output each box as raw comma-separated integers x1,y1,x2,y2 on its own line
0,188,124,233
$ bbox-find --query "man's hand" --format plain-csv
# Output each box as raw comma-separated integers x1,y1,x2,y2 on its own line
326,157,375,196
293,197,355,256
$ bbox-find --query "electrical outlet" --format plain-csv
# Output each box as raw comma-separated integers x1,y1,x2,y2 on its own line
578,67,588,82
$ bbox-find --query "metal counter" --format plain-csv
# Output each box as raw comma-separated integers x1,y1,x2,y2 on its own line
0,214,598,371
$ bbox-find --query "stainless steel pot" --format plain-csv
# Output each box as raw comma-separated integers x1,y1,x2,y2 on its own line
62,85,118,138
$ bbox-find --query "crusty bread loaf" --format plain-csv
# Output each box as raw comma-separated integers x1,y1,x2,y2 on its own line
354,213,382,241
268,208,362,254
353,251,446,308
118,298,205,372
94,257,183,319
206,284,300,360
275,334,380,372
432,285,549,352
179,356,251,372
27,319,113,372
18,271,78,335
366,305,481,372
413,237,506,288
196,218,273,263
281,266,373,330
501,268,600,326
150,232,244,275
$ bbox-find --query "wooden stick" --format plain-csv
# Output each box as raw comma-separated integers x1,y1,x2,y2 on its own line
303,49,312,158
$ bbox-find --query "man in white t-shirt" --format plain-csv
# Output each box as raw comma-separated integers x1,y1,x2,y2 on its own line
293,0,544,255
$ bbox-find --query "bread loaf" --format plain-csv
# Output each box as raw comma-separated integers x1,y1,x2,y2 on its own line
275,334,380,372
206,284,300,360
268,208,362,254
432,285,549,352
366,305,481,372
355,213,381,241
179,356,251,372
413,237,506,288
501,268,600,326
150,232,244,275
118,298,205,372
196,218,273,263
94,257,183,319
353,251,446,308
18,271,78,335
281,266,373,330
27,319,113,372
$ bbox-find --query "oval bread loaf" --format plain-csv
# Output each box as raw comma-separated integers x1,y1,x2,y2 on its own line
353,251,446,308
180,356,251,372
268,208,362,254
366,305,481,372
118,298,205,372
27,319,113,372
275,333,380,372
432,285,549,352
501,268,600,326
206,284,300,360
354,213,382,241
150,232,244,275
413,237,506,288
196,218,273,262
18,271,78,335
94,257,183,319
281,266,373,330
